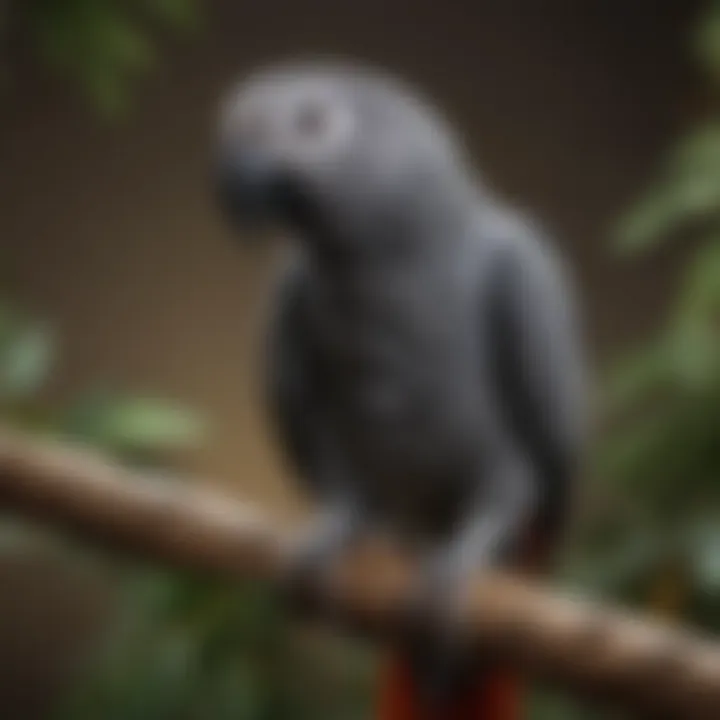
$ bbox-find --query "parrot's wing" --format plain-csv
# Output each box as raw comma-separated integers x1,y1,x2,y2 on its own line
487,219,587,537
265,259,326,482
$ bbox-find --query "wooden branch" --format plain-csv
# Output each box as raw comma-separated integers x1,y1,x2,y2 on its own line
0,427,719,717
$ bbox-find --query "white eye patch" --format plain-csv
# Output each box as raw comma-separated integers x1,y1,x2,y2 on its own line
284,89,357,162
218,80,356,167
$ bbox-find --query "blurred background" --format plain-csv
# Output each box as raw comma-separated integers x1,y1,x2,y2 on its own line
2,0,719,717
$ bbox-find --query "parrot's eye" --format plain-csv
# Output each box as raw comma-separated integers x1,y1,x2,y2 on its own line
288,95,355,157
294,100,328,138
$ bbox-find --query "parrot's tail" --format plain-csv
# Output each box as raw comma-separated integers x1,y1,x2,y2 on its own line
376,653,522,720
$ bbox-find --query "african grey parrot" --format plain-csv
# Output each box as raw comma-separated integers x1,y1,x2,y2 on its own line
214,59,587,720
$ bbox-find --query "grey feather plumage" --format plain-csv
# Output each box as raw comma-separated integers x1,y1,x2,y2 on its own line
216,58,588,704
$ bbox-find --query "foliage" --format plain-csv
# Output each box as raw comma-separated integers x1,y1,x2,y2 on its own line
4,3,374,717
581,0,720,629
0,302,203,449
522,4,720,716
56,571,371,720
0,301,373,719
12,0,201,114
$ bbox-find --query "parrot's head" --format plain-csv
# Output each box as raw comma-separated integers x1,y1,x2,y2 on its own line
214,60,471,250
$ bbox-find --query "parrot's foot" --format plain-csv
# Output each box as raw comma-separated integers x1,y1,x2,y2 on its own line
278,507,362,616
280,539,341,613
411,550,479,641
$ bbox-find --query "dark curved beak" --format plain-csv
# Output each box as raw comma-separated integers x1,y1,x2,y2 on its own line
214,146,288,233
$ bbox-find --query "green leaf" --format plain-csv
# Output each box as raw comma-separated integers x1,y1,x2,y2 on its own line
603,341,670,414
101,16,156,72
666,239,720,388
142,0,200,30
99,398,205,451
674,236,720,316
195,658,264,720
23,0,201,117
615,181,720,256
60,392,205,453
669,325,718,389
673,123,720,175
0,323,55,401
686,519,720,593
615,187,685,255
59,389,123,443
615,126,720,255
695,1,720,79
600,408,669,479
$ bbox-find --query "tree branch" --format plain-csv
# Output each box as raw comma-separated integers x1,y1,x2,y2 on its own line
0,427,719,717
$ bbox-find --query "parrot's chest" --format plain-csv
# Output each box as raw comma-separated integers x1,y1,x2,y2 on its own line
335,350,480,528
311,279,483,496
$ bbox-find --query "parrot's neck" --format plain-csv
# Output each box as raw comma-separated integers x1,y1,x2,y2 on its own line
302,176,482,268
